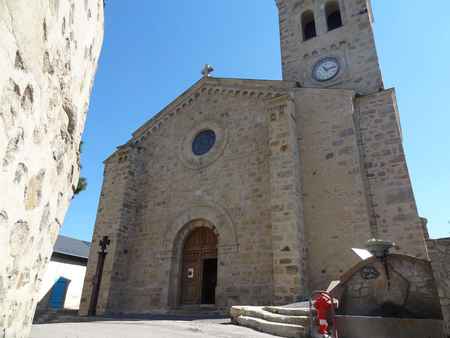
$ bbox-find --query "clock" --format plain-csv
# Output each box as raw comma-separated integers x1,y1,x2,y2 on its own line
312,57,340,82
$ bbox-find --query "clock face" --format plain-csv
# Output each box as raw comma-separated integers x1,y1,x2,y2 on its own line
312,57,340,82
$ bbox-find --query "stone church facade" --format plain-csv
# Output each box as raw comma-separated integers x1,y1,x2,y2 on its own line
80,0,428,315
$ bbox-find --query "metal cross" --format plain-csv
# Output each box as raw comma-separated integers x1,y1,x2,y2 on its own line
99,236,111,253
201,64,214,77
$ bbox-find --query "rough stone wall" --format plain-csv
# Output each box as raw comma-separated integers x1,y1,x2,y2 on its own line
356,90,428,259
0,1,103,337
79,145,140,316
295,88,372,290
80,78,430,314
276,0,383,95
80,78,300,314
427,238,450,337
133,80,282,311
128,80,284,311
267,95,308,304
333,255,442,318
274,0,428,289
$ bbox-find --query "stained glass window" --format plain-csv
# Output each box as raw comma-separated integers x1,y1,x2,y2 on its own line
192,130,216,156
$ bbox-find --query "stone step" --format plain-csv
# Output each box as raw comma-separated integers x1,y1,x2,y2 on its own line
230,306,309,326
236,315,308,338
264,306,311,317
264,306,311,316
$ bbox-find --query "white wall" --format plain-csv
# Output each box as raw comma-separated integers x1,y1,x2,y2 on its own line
38,260,87,310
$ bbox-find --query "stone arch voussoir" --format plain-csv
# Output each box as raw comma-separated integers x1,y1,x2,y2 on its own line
163,202,239,254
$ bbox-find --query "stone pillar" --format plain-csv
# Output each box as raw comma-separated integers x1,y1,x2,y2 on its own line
427,238,450,337
0,1,103,337
267,95,308,305
79,144,140,316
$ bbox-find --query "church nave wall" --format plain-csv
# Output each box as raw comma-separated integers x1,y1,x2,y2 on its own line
110,84,288,311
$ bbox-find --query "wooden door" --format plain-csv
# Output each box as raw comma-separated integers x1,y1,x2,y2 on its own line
181,227,217,305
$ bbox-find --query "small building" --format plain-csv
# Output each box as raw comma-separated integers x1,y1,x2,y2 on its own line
35,235,90,315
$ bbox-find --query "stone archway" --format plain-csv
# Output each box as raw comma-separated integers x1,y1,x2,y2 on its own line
164,203,239,309
180,225,218,305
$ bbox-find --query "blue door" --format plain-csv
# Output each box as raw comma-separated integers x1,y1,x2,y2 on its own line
49,277,70,310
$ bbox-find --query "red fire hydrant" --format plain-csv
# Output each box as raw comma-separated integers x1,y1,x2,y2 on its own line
314,292,333,335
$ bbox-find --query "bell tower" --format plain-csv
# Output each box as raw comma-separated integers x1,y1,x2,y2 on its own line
276,0,383,95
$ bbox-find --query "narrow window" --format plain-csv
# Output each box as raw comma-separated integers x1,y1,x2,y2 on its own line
326,1,343,31
302,10,317,41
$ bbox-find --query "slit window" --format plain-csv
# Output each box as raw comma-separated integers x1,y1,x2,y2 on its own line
302,10,317,41
326,1,343,31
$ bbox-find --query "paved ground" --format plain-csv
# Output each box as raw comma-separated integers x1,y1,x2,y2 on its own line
30,318,275,338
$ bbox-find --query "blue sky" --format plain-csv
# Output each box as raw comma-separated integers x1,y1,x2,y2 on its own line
62,1,450,241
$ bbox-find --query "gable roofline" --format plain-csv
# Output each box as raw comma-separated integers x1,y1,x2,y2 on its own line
131,76,295,141
131,76,205,139
103,76,357,163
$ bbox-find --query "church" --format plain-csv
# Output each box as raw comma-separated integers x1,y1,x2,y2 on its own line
79,0,429,316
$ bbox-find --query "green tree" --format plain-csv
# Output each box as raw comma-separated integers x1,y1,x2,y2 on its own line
73,141,87,196
73,176,87,195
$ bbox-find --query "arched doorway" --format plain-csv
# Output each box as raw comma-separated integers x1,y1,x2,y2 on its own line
181,226,218,305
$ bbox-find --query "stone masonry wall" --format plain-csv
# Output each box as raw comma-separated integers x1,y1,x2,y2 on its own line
356,90,428,259
267,95,308,304
79,145,140,316
276,0,383,95
124,80,284,311
334,255,442,318
81,78,431,314
427,238,450,337
0,1,103,337
295,88,372,290
80,78,299,314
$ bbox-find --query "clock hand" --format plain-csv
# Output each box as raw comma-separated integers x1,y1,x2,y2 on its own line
323,65,337,72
